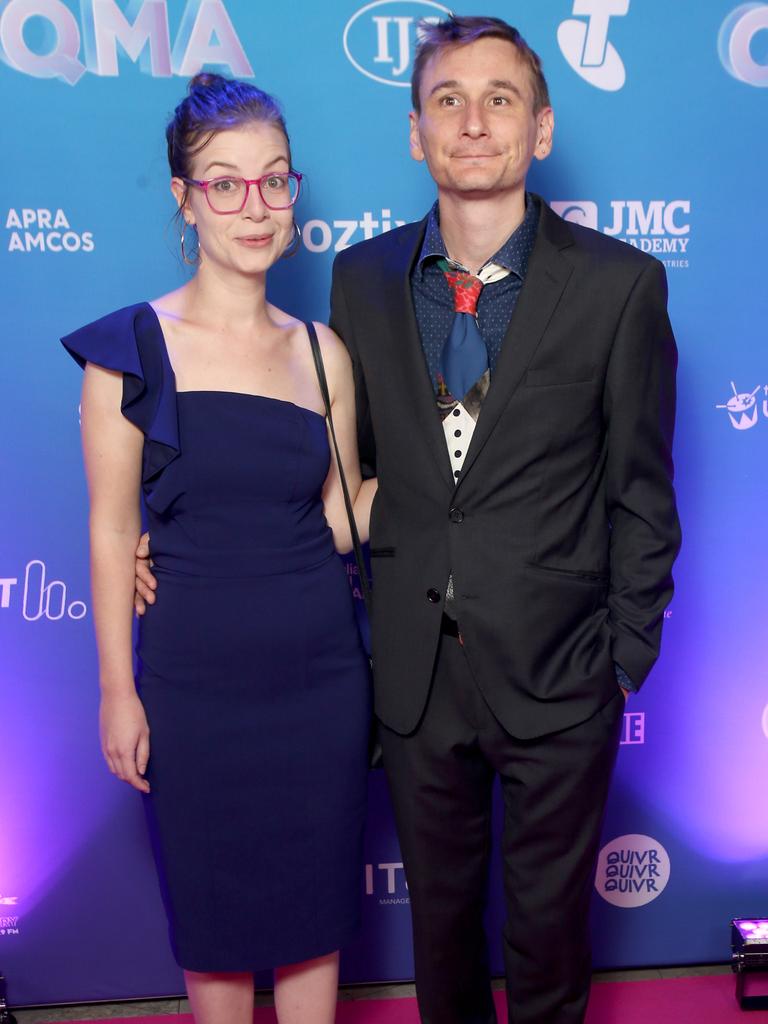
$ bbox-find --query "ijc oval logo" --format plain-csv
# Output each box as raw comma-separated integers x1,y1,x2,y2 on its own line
719,4,768,87
343,0,451,88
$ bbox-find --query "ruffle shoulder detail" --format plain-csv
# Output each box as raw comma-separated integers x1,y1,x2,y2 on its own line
61,303,180,513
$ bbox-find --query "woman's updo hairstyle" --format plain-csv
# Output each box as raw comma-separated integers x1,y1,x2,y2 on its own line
166,73,291,182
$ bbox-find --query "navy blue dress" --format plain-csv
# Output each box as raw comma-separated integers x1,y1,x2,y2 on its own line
62,303,370,972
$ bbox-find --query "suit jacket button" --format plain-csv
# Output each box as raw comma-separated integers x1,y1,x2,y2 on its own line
427,588,441,603
449,507,464,523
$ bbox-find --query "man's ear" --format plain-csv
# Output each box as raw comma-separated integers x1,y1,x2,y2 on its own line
533,107,554,162
409,111,425,163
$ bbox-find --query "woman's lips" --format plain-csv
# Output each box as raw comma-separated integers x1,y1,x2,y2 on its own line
236,234,273,247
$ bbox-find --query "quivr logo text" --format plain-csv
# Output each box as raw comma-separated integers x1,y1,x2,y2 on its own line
595,834,671,908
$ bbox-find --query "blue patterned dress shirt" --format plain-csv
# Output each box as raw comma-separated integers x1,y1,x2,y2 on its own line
411,193,539,391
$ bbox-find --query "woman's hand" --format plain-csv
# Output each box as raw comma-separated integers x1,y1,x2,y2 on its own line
134,532,157,615
99,691,151,793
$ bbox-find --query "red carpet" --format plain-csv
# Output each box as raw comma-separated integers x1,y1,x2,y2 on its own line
44,972,756,1024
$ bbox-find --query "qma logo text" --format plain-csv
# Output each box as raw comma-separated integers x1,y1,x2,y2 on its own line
0,0,252,85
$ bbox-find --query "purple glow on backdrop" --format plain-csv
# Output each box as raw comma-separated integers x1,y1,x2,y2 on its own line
620,670,768,863
1,654,118,915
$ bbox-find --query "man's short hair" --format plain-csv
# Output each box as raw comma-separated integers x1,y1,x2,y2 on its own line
411,15,551,115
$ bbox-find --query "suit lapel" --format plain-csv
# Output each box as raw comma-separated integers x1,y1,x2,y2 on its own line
455,202,575,488
379,220,455,490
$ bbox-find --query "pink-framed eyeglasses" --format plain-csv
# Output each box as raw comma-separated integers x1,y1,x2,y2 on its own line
181,171,303,214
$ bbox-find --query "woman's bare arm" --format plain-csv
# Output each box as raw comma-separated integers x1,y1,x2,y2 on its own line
81,363,150,793
315,323,378,554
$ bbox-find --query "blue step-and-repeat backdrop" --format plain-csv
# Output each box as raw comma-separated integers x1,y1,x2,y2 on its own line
1,0,767,1008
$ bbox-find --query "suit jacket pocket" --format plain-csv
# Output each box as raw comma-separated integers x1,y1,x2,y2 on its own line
526,562,608,586
525,366,595,387
370,547,396,558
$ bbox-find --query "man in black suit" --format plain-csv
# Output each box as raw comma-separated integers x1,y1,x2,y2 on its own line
329,15,680,1024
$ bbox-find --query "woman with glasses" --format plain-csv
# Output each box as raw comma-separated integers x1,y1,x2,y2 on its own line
61,74,375,1024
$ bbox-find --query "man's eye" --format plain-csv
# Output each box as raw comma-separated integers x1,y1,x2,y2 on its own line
439,95,460,107
490,96,510,106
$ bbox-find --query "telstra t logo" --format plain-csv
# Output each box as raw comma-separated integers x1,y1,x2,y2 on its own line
557,0,629,92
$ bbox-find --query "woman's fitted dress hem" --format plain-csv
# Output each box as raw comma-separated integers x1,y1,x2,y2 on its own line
175,916,362,974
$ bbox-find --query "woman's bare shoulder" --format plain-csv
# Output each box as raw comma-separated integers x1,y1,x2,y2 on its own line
311,321,351,372
148,286,189,323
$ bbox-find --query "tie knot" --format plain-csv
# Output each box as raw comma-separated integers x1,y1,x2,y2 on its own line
444,269,482,316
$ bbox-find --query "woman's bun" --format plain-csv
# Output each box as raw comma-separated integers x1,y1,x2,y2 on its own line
188,72,227,92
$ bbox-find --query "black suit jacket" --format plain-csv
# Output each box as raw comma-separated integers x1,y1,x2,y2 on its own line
330,197,681,740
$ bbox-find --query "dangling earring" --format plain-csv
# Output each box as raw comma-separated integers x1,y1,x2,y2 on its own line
281,222,302,260
180,220,199,265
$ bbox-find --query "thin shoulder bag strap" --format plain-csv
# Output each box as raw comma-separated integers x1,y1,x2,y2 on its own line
305,321,372,614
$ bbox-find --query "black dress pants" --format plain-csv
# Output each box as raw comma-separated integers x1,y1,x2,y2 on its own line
380,628,624,1024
